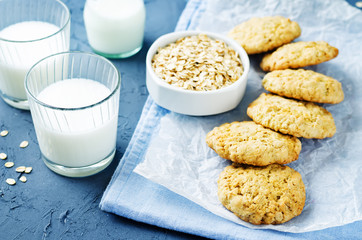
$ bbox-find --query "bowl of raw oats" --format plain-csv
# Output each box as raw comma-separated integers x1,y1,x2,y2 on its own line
146,31,250,116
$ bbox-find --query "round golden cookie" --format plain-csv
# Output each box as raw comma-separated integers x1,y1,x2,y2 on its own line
206,121,301,166
217,163,306,225
262,69,344,104
228,16,301,54
260,41,339,71
247,93,336,139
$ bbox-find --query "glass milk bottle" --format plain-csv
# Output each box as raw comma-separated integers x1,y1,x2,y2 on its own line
83,0,146,59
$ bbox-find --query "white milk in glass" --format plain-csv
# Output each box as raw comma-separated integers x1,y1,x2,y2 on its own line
0,21,60,99
34,79,117,168
83,0,145,56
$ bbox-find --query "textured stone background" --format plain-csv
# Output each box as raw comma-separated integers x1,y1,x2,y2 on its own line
1,0,360,239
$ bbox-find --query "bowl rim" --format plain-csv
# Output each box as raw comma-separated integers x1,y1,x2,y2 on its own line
146,30,250,96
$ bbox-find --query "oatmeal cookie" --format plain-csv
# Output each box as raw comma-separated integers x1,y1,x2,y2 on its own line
206,121,301,166
260,41,338,71
218,163,306,225
228,16,301,54
247,93,336,139
262,69,344,104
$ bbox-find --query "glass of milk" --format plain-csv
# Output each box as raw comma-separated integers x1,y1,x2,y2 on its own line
0,0,70,110
83,0,146,59
25,52,121,177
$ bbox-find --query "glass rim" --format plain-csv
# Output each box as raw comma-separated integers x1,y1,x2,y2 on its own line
0,0,71,43
25,51,121,111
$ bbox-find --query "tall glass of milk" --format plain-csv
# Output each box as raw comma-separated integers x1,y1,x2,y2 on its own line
25,52,121,177
0,0,70,110
83,0,146,59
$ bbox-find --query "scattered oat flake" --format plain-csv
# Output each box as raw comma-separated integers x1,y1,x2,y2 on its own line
19,141,29,148
4,162,14,168
0,130,8,137
6,178,16,185
19,176,27,183
356,1,362,8
25,167,33,174
0,153,7,160
16,166,26,173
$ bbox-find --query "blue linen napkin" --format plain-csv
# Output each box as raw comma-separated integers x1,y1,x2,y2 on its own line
100,100,362,240
100,0,362,239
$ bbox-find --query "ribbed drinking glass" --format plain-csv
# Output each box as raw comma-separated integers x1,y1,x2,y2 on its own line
26,52,121,177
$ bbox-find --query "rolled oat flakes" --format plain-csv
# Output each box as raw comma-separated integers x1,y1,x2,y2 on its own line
152,34,243,91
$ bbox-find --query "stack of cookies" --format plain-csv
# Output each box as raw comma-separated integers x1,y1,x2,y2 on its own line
206,121,306,225
206,16,344,225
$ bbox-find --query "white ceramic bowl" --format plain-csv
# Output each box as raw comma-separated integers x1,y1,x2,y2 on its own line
146,31,250,116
